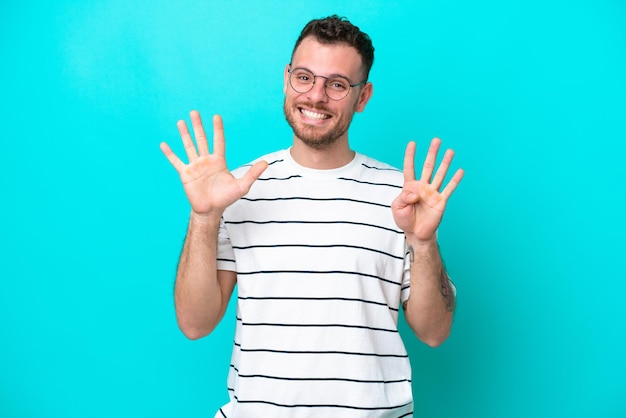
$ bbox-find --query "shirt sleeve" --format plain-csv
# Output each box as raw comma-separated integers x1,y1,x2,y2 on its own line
400,246,412,303
399,241,458,304
216,217,236,272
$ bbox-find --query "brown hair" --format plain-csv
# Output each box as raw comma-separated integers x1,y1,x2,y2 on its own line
291,15,375,80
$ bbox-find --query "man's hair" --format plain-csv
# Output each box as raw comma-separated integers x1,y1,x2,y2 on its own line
291,15,375,81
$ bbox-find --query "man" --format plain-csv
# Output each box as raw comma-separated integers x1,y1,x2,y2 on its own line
161,15,464,418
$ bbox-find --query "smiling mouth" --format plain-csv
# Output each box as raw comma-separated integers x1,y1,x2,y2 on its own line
300,108,331,120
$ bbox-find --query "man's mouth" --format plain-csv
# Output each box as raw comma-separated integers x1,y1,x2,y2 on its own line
300,108,331,120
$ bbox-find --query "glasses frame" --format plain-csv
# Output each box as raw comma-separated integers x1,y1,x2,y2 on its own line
287,65,367,101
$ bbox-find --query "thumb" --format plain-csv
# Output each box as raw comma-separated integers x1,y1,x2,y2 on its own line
238,160,269,195
403,188,420,204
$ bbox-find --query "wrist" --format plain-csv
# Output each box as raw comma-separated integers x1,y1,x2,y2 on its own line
189,210,223,227
405,233,438,250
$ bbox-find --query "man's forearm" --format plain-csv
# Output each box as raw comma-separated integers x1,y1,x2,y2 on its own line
174,212,234,340
403,236,455,347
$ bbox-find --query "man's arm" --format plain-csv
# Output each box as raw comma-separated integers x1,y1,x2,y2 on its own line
402,238,455,347
161,110,267,339
391,138,463,347
174,213,236,340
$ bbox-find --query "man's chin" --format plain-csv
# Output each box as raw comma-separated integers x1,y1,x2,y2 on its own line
285,107,344,149
293,127,339,149
300,137,334,150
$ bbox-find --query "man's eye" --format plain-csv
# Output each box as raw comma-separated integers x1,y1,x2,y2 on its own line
328,81,348,90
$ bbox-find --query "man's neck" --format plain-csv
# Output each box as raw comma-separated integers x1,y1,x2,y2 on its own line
290,137,355,169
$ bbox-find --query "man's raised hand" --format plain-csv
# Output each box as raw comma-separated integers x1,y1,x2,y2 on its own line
391,138,464,243
160,110,268,219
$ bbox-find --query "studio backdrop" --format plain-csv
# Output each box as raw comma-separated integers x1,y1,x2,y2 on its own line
1,1,624,417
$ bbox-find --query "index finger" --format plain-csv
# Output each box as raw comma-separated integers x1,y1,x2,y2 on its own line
403,141,417,182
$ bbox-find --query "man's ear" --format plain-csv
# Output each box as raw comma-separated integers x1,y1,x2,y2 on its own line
355,82,373,113
283,64,291,95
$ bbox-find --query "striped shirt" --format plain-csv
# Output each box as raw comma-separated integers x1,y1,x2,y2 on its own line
216,149,413,417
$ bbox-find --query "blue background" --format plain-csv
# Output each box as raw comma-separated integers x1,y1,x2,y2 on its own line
1,0,625,417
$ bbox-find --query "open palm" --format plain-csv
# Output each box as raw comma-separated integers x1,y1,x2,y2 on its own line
160,111,267,216
392,138,464,242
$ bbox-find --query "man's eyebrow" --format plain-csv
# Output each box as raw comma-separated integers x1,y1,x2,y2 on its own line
293,66,353,82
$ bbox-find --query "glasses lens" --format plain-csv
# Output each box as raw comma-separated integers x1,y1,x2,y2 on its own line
288,67,354,100
325,77,351,100
290,68,314,93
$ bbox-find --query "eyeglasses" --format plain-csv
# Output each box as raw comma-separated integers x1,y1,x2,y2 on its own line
287,65,367,101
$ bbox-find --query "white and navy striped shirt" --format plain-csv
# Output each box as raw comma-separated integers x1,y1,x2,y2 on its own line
216,149,413,417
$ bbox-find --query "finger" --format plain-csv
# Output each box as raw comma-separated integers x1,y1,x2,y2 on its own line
238,160,269,195
431,149,454,191
177,119,198,162
421,137,442,182
190,110,209,156
441,168,465,200
403,141,417,182
212,114,225,157
160,141,186,172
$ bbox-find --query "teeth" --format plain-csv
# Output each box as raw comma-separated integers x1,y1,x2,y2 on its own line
301,109,329,120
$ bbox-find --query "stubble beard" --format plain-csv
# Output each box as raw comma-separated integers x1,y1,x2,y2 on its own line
283,99,354,150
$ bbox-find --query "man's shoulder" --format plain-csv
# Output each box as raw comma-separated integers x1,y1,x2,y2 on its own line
356,153,401,171
354,153,403,185
231,149,289,177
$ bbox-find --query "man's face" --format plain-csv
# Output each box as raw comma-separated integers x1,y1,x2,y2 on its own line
283,36,372,149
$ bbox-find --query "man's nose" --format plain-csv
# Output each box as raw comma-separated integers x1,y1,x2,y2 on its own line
307,76,329,102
